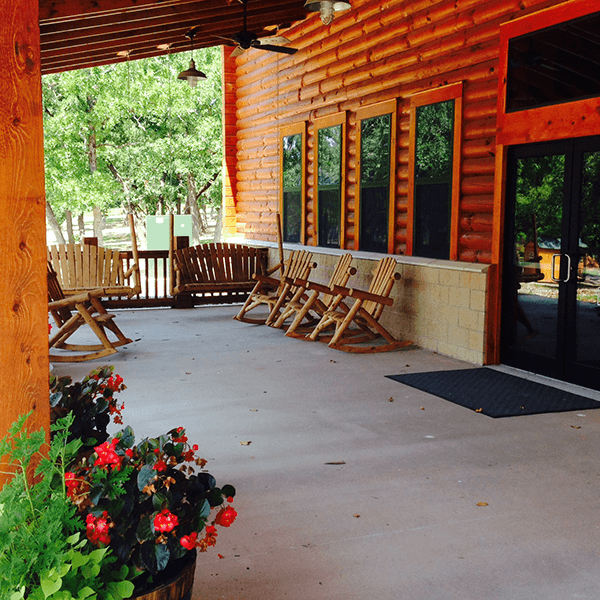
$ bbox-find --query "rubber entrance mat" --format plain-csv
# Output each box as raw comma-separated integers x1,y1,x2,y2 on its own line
386,368,600,418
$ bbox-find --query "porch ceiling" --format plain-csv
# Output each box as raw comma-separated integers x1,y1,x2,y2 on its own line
39,0,307,75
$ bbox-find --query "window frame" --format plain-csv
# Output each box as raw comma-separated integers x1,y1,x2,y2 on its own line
497,0,600,146
314,112,347,249
407,82,463,260
355,99,397,254
279,122,307,245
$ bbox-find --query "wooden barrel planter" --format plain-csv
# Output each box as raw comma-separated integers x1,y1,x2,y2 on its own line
131,552,196,600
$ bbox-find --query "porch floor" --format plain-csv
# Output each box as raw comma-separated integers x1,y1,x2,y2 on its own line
53,306,600,600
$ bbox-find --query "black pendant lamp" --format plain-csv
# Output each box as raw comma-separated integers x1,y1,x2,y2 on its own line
178,30,206,88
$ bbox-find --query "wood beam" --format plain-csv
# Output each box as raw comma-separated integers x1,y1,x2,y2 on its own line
0,0,50,485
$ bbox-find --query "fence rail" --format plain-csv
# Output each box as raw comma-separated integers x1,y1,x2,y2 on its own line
104,250,174,309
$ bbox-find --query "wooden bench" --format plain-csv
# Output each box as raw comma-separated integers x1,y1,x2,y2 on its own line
171,243,269,305
47,214,141,298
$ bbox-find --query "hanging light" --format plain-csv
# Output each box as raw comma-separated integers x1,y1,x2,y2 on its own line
178,30,206,88
304,0,351,25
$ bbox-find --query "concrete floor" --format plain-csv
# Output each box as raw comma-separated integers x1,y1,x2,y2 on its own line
53,306,600,600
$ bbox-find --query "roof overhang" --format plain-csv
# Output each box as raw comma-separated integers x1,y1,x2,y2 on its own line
40,0,308,74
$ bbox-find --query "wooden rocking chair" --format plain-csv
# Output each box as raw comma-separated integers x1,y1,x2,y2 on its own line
308,257,412,353
48,263,133,363
47,213,141,298
270,253,356,334
234,249,317,325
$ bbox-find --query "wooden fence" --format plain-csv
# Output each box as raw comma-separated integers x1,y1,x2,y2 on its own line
104,250,174,309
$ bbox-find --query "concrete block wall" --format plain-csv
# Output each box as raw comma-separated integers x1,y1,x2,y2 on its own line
263,245,491,364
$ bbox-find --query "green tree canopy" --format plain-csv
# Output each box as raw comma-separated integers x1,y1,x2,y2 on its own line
43,48,222,228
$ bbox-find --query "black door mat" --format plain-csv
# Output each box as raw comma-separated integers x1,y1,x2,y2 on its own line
386,368,600,418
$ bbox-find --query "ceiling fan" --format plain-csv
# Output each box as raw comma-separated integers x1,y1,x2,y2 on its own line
219,0,298,57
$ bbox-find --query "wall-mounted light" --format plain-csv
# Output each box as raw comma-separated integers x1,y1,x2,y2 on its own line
177,30,206,88
304,0,351,25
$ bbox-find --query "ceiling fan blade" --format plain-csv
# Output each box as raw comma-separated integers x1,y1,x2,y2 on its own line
257,35,291,45
256,44,298,55
230,45,245,57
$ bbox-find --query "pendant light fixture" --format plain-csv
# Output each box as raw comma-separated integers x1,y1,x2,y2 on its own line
304,0,351,25
178,29,206,88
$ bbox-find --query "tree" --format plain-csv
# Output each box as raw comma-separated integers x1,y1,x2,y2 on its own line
43,48,223,242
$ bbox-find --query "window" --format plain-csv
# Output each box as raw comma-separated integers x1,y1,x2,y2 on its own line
408,83,462,260
356,100,396,253
280,123,305,243
506,11,600,113
315,113,346,249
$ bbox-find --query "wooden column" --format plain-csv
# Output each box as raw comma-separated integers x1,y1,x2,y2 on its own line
221,46,238,237
0,0,49,485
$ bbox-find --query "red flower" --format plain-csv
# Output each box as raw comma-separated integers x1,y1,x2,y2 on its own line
154,509,178,533
180,532,198,550
86,512,111,545
94,438,122,471
125,448,134,458
154,459,167,472
214,506,237,528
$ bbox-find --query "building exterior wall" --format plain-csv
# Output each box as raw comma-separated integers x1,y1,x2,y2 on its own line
224,0,598,364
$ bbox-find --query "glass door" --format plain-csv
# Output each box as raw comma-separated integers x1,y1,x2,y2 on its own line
502,137,600,390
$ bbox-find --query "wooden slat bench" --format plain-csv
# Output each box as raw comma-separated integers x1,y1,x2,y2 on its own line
171,243,269,305
46,214,141,299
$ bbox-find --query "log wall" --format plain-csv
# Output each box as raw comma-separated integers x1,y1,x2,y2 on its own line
226,0,565,263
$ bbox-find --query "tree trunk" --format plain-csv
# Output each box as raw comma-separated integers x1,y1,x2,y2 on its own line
78,213,85,239
46,201,65,245
213,206,222,243
92,205,104,245
65,210,75,244
187,173,202,245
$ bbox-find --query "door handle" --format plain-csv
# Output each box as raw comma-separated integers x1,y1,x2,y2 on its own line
551,253,572,283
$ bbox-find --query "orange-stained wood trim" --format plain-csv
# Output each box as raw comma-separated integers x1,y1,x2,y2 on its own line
280,121,307,245
408,82,463,259
355,99,398,253
497,0,600,146
221,46,238,237
313,112,347,248
0,0,50,487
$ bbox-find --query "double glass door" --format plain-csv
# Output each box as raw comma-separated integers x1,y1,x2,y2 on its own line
502,136,600,390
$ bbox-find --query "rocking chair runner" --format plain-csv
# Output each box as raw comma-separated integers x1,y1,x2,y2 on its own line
48,263,133,363
47,213,141,298
270,253,356,334
234,249,317,325
308,256,412,353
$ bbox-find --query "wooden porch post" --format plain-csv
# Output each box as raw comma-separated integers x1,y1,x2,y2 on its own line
0,0,50,485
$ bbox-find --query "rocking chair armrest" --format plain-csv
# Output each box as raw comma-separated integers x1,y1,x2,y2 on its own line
252,273,280,287
123,263,140,279
304,280,336,295
330,284,394,306
266,262,284,276
49,292,93,309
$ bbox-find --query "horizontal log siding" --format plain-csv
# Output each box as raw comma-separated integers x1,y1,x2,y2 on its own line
230,0,567,260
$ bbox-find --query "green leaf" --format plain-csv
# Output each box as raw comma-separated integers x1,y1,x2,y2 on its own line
155,544,170,572
221,484,236,498
41,572,62,598
136,514,153,541
74,587,95,599
137,464,156,492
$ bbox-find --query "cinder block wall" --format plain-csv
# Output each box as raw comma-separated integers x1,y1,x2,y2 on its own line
267,247,490,364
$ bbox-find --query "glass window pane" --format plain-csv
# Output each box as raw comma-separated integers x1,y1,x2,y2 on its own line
413,99,454,259
507,12,600,112
317,124,342,248
415,101,453,179
360,113,391,253
282,132,303,243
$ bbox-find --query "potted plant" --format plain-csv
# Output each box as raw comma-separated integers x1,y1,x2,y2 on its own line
0,412,135,599
65,422,237,597
50,365,126,453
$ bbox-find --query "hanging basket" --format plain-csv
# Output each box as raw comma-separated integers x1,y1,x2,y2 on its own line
131,552,196,600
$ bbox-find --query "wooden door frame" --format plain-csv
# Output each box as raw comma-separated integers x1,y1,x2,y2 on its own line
491,0,600,364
